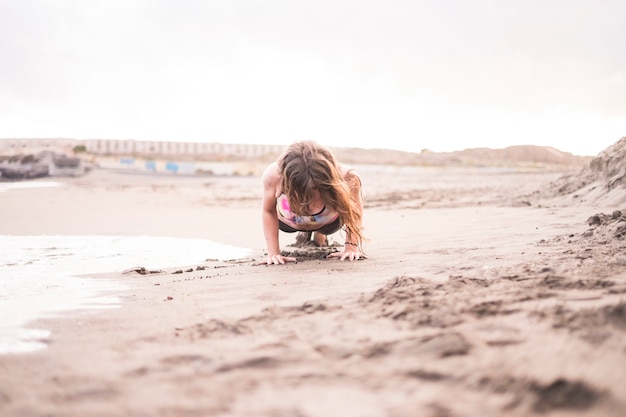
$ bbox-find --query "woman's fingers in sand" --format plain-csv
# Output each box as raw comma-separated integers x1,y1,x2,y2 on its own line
253,252,366,265
254,255,298,266
326,251,367,261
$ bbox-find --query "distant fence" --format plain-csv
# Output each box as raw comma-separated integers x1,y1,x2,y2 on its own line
0,138,284,160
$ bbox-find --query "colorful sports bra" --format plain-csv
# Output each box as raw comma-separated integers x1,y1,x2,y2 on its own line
276,194,339,229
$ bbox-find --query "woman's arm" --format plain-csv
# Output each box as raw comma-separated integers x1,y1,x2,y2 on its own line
327,165,366,261
260,163,296,265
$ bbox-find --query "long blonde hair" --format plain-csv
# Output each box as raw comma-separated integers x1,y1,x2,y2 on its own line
278,140,364,245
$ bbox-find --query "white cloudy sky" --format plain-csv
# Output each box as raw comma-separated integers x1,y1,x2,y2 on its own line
1,0,624,156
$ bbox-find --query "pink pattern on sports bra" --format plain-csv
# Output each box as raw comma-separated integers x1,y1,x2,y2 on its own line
276,194,338,227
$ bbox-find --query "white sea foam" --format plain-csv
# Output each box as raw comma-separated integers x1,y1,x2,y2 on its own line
0,234,251,354
0,181,63,192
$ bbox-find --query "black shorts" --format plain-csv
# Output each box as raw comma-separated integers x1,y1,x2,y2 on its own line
278,217,342,235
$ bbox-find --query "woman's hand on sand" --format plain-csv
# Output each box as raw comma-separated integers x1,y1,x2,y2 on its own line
326,248,366,261
257,254,297,265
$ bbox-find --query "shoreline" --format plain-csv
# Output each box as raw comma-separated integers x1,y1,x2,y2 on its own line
0,234,253,355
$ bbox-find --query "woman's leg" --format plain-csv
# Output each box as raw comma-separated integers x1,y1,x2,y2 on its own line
312,232,328,246
311,218,342,247
295,231,312,244
294,231,327,246
285,218,341,247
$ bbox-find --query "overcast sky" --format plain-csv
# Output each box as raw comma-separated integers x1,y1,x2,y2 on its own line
1,0,624,156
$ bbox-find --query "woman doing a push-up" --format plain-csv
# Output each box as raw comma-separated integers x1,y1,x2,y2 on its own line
261,140,366,265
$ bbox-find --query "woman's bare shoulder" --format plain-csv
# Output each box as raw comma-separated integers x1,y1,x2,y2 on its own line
339,164,362,190
339,163,359,177
262,162,280,188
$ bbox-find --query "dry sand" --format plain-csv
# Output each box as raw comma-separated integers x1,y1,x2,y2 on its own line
1,139,625,417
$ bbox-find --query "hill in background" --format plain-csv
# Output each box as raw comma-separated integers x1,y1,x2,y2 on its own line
330,144,591,169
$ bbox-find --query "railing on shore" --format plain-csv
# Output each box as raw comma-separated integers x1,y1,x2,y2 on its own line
0,138,284,161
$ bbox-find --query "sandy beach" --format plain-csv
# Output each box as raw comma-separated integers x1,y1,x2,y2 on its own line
1,139,625,416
